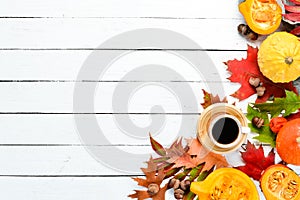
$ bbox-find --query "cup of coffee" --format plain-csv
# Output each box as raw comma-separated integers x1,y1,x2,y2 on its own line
197,103,250,154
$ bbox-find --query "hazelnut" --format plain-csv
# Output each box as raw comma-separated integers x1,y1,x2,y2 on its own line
252,116,264,128
256,86,266,97
249,77,261,87
147,183,159,196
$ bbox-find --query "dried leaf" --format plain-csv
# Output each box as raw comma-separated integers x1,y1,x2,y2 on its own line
128,185,168,200
225,45,297,103
129,157,167,199
201,89,227,109
150,133,166,156
235,141,275,180
185,139,229,171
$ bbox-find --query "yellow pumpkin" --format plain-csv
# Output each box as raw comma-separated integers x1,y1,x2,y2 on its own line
190,168,259,200
258,32,300,83
239,0,282,35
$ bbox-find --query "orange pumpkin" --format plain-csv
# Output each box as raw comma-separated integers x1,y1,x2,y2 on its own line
276,118,300,166
190,168,259,199
261,164,300,200
239,0,282,35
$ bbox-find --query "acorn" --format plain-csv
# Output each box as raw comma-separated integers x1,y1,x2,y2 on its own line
180,180,191,191
238,24,259,40
249,77,261,87
147,183,159,196
174,188,185,199
168,178,180,189
252,116,264,128
256,86,266,97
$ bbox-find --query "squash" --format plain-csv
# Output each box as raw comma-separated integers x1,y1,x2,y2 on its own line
261,164,300,200
258,32,300,83
190,168,259,199
276,118,300,165
239,0,282,35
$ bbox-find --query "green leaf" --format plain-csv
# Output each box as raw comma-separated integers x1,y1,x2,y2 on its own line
253,133,276,147
164,167,182,179
188,163,204,181
197,166,214,182
253,90,300,117
183,191,196,200
174,168,192,181
149,133,166,156
246,105,276,147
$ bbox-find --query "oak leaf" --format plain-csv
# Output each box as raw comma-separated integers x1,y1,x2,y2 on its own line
150,136,229,170
128,157,168,200
235,141,275,180
201,89,227,109
225,45,297,103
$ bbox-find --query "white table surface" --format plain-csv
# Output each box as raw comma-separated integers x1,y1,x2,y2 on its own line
0,0,299,199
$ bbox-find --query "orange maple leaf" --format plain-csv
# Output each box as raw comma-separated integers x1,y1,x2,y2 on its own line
186,138,229,171
128,157,168,200
163,138,229,170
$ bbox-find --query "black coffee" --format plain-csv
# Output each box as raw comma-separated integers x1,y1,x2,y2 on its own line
211,117,239,144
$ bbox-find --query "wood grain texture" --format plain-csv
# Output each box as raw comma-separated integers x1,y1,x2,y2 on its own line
0,0,242,18
0,18,262,50
0,0,296,199
0,177,266,200
0,50,246,81
0,114,198,145
0,82,250,113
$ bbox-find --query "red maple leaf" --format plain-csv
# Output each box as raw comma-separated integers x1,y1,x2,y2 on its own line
225,45,297,103
235,141,275,180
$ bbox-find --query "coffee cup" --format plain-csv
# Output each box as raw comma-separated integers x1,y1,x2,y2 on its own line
197,103,250,154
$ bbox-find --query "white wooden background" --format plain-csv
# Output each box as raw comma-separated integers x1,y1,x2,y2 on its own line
1,0,299,199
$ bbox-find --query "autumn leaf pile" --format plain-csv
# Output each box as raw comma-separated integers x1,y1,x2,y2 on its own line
128,136,229,200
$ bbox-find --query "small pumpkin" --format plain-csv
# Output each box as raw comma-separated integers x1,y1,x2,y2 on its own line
258,32,300,83
261,164,300,200
276,118,300,165
190,168,259,199
239,0,282,35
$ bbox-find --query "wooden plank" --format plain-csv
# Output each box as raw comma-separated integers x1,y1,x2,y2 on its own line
0,177,141,200
0,177,266,200
0,146,298,176
0,146,150,175
0,114,199,145
0,50,246,81
0,18,258,50
0,82,246,113
0,0,242,19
